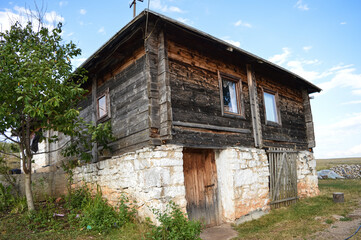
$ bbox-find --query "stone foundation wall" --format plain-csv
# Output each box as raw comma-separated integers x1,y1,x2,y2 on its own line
72,145,186,223
216,147,270,223
297,151,319,198
1,145,319,225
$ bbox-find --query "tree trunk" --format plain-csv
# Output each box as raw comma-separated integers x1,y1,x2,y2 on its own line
24,172,35,211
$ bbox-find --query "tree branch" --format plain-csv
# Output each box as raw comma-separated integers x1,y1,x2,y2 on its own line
32,139,71,155
0,131,20,144
0,150,21,159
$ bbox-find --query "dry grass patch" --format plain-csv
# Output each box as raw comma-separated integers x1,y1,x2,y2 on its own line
316,157,361,170
234,179,361,240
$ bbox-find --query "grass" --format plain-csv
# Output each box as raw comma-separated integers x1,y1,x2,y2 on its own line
0,201,150,240
0,186,201,240
316,157,361,170
234,179,361,240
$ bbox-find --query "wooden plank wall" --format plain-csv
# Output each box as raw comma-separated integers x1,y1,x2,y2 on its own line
256,74,308,149
166,34,254,148
77,52,150,156
165,24,310,150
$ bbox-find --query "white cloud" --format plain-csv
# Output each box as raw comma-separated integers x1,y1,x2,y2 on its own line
347,144,361,155
80,9,87,15
176,17,193,25
286,59,330,81
328,64,354,72
352,89,361,95
303,46,312,52
44,10,64,23
168,6,183,13
0,6,64,33
150,0,184,13
72,58,87,68
340,100,361,105
234,20,252,28
98,26,105,34
295,0,309,11
59,1,68,7
315,113,361,158
268,47,291,65
318,67,361,95
340,22,347,25
223,39,240,48
269,48,361,97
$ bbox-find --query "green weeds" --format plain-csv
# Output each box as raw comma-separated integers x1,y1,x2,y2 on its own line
0,183,200,239
149,201,202,240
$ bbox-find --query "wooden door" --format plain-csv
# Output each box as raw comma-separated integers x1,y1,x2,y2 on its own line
183,148,220,226
267,148,298,209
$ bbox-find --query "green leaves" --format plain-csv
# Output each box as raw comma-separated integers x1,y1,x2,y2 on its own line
0,21,95,160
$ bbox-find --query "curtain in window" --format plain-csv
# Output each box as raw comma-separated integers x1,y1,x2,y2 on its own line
223,80,238,113
228,82,238,113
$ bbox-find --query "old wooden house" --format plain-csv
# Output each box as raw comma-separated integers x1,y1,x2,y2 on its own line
34,10,321,226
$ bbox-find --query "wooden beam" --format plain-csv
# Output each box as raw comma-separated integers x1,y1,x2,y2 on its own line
247,64,263,147
157,31,173,140
91,76,98,163
173,121,251,134
302,89,316,148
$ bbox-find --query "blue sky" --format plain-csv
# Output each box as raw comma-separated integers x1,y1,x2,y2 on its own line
1,0,360,159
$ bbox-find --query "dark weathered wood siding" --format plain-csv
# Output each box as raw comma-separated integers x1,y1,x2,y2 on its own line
166,33,254,148
77,51,149,155
256,74,308,149
164,23,311,150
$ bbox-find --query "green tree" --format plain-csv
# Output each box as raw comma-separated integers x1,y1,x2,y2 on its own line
0,21,93,211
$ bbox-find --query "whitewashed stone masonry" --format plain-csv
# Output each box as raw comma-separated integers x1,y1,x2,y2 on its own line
297,150,319,197
72,145,187,223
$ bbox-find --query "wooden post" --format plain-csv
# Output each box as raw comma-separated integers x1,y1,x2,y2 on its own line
302,89,316,148
91,77,98,163
247,64,262,148
333,192,344,203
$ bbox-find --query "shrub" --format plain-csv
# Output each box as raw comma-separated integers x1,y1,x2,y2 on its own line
65,184,91,210
69,185,137,233
0,183,15,211
26,197,63,231
149,201,202,240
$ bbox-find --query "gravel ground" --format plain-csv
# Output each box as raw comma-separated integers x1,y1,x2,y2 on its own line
307,205,361,240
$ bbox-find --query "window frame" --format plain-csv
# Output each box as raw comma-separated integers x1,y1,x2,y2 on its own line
262,88,281,126
218,71,245,118
97,88,111,122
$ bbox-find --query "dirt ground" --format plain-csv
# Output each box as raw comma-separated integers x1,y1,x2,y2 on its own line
307,206,361,240
200,203,361,240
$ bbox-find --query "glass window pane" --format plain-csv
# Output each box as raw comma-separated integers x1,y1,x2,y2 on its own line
98,95,107,118
264,92,278,122
222,80,239,114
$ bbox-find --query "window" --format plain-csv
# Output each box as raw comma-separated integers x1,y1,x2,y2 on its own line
97,89,110,121
263,90,280,124
219,72,244,117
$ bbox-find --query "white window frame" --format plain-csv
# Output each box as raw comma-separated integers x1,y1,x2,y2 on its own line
97,88,111,122
262,89,281,125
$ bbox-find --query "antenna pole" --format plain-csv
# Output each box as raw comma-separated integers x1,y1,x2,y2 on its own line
130,0,144,18
133,1,136,17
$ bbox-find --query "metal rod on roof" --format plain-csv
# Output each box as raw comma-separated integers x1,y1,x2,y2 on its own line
130,0,144,18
